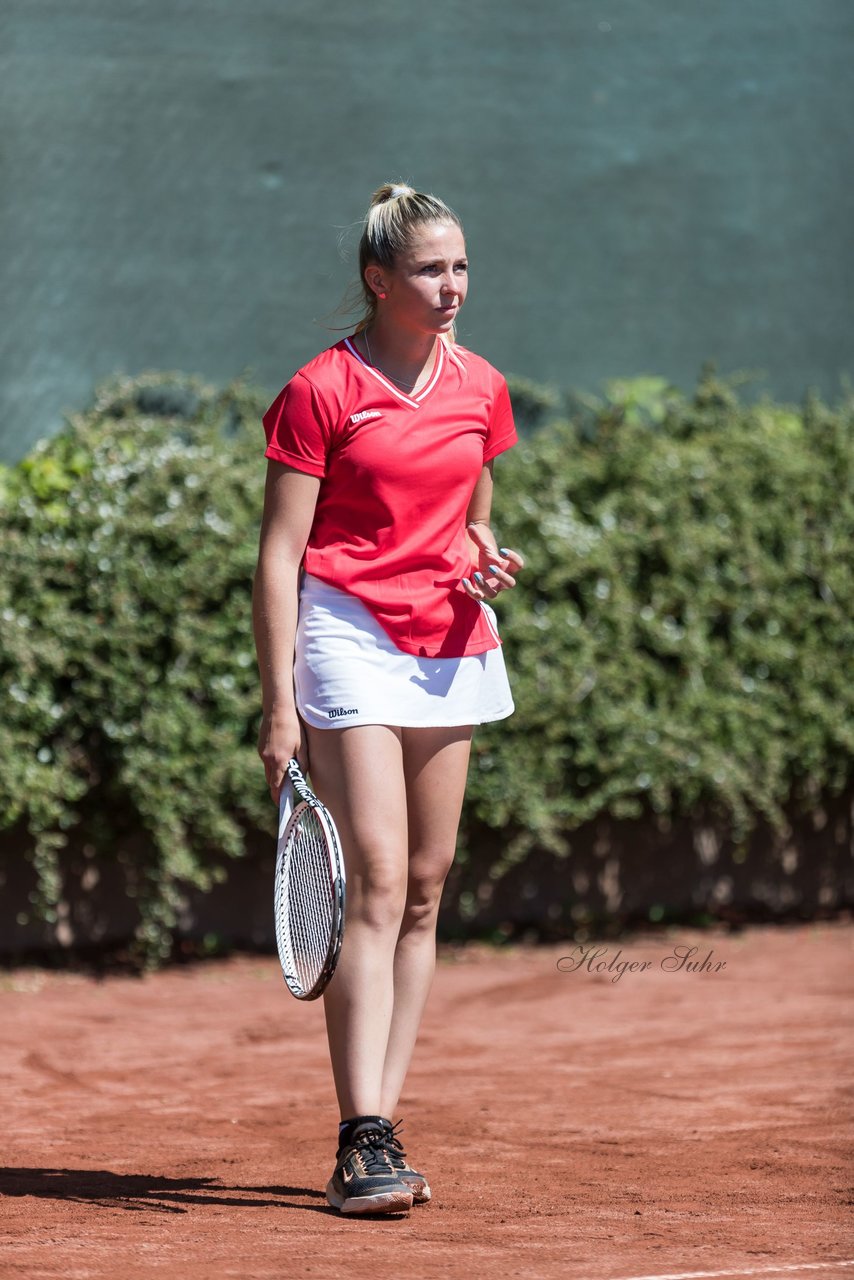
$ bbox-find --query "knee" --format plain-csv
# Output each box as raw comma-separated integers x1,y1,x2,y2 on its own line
403,846,457,928
352,856,408,932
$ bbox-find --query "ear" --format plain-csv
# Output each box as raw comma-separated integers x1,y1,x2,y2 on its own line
364,264,388,299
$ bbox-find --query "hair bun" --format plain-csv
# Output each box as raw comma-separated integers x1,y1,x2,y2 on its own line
389,184,413,199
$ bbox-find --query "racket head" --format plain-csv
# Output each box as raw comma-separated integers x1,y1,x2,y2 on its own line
274,764,346,1000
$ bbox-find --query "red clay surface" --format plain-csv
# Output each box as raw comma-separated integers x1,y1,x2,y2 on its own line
2,921,853,1280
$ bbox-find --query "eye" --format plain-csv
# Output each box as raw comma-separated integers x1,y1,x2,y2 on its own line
455,262,468,273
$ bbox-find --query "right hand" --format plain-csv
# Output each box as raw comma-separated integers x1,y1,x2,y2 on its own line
257,708,307,806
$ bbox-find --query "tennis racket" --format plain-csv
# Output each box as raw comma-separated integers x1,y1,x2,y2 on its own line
274,757,346,1000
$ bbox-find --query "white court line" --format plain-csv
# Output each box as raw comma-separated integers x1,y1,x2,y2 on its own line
577,1261,854,1280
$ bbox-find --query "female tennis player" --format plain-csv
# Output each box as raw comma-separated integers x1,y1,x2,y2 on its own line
253,181,524,1216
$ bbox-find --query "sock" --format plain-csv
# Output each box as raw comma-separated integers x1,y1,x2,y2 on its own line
338,1114,389,1147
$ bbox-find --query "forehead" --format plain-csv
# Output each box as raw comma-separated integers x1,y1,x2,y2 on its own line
400,221,466,262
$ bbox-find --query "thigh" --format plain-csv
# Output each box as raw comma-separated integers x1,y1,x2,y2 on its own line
401,725,474,867
303,721,409,891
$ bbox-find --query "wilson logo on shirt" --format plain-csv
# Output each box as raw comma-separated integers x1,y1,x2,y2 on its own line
350,409,383,424
328,706,359,719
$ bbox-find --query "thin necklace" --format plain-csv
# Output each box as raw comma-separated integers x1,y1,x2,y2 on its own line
363,329,436,391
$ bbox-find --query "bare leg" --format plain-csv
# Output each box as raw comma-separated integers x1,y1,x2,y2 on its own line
304,722,409,1120
379,724,474,1118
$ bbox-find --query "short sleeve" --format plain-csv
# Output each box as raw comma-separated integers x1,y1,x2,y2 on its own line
483,377,518,463
262,373,332,478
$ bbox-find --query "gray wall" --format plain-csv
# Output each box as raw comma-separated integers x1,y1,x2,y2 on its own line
2,0,853,463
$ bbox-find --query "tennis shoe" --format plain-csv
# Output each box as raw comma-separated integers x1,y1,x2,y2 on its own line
379,1118,431,1203
325,1117,414,1215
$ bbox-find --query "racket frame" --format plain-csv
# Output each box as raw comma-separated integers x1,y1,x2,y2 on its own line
274,757,346,1000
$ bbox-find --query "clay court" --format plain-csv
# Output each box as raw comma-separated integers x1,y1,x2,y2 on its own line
3,920,853,1280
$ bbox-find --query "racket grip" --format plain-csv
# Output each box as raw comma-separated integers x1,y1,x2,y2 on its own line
286,757,316,806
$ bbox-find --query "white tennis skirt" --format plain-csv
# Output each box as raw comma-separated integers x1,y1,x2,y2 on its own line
294,572,515,730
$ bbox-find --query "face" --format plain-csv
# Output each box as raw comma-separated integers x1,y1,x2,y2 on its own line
369,221,468,335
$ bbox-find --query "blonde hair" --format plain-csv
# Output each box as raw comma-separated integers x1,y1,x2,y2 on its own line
352,181,465,342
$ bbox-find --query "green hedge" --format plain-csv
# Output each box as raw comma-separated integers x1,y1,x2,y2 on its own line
460,368,853,895
0,372,269,959
1,365,851,960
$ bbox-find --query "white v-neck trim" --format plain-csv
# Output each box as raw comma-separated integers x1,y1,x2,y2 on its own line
343,337,445,409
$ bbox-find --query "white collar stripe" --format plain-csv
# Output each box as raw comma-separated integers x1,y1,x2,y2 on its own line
343,337,444,409
343,338,419,407
414,341,444,400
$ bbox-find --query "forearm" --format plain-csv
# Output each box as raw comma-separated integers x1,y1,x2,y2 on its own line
252,549,301,717
465,461,496,561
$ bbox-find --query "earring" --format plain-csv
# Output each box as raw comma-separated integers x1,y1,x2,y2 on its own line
378,291,387,300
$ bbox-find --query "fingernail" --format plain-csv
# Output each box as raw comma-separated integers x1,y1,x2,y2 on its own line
474,571,484,583
488,564,499,574
499,547,509,556
462,577,471,588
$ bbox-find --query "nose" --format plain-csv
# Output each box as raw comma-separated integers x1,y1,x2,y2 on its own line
441,271,459,299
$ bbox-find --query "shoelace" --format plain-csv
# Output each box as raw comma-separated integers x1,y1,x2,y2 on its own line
383,1119,409,1168
349,1127,394,1176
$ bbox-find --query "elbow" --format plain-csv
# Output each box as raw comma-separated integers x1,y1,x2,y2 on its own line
256,527,306,575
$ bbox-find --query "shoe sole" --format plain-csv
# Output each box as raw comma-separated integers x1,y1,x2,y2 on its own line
401,1176,431,1203
326,1180,413,1215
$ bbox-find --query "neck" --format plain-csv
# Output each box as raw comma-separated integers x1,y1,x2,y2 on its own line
362,320,440,382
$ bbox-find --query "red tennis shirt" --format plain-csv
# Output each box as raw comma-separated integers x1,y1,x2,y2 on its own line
262,335,518,658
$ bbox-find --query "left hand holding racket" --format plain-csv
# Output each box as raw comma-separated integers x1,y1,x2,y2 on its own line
258,707,305,807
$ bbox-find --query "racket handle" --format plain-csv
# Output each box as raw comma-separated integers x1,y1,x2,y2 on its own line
286,757,315,806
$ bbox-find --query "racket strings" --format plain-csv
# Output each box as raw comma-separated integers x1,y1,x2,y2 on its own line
278,807,337,995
